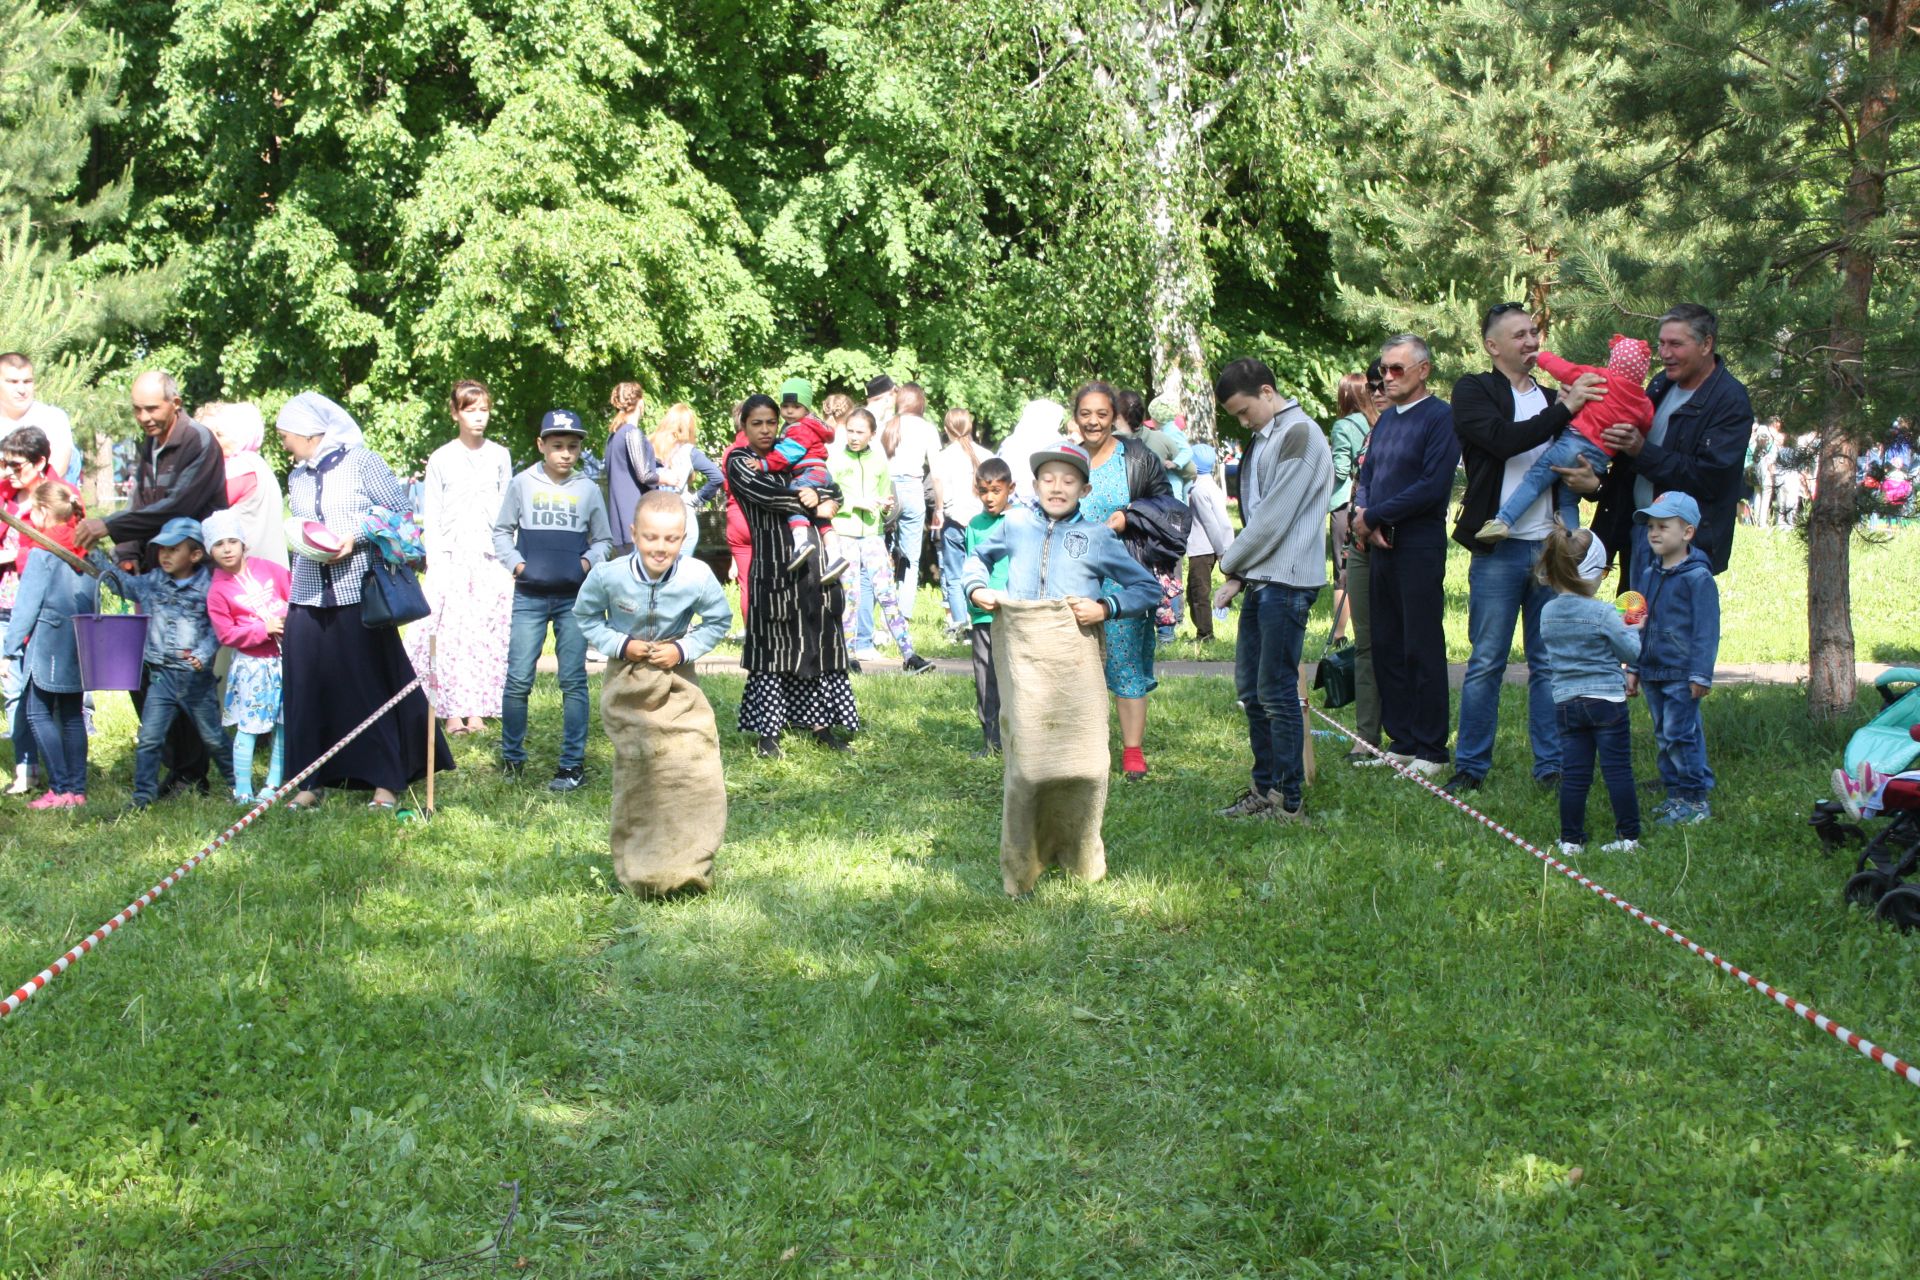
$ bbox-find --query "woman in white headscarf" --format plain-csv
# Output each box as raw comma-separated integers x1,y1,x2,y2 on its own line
999,398,1070,502
277,393,452,812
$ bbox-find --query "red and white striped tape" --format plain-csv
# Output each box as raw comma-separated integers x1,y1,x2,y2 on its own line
1,674,425,1021
1307,701,1920,1089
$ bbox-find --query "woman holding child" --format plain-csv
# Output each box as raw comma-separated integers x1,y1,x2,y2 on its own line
726,392,858,758
278,393,453,812
1068,381,1186,781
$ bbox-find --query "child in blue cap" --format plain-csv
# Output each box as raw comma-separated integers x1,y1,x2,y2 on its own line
1629,491,1720,825
100,515,237,810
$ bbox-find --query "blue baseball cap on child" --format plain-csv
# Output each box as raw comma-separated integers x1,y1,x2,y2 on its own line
1634,491,1701,526
1191,443,1217,475
149,517,206,548
539,409,586,439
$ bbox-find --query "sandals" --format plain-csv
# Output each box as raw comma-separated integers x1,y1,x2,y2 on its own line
367,799,397,812
285,789,326,812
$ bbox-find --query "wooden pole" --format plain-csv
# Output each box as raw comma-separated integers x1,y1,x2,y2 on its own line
1298,663,1317,786
0,508,99,577
424,633,437,816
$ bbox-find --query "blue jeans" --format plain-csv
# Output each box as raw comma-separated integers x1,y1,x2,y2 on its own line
24,683,86,795
1234,583,1319,808
938,522,970,628
133,666,233,803
1454,538,1560,781
1494,432,1607,530
891,478,927,619
501,591,589,769
1556,696,1639,843
1643,678,1713,801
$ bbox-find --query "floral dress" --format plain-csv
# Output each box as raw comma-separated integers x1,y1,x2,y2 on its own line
1081,448,1158,698
405,437,514,717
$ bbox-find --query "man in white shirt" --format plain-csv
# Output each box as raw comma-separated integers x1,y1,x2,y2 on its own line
879,380,944,622
0,353,79,487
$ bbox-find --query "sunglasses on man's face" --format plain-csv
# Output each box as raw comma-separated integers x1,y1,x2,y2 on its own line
1483,301,1527,329
1380,362,1424,379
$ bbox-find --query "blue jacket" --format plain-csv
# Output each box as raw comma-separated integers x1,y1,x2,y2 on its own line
1540,592,1640,703
572,554,732,665
3,551,101,693
1632,545,1720,687
959,506,1160,620
492,465,614,597
1353,395,1458,535
100,561,217,671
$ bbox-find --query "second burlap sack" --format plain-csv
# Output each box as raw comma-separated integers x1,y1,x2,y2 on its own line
601,659,727,897
992,598,1110,896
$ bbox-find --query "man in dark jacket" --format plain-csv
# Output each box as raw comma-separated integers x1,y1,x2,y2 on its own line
1444,303,1605,795
72,369,227,794
1554,303,1752,581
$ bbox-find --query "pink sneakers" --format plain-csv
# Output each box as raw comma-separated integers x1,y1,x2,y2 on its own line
26,791,84,810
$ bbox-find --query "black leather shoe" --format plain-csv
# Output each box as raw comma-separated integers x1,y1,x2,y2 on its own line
1536,772,1562,792
1442,771,1483,796
756,735,783,759
811,728,852,753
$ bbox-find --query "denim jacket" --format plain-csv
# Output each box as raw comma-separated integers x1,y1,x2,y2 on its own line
100,561,217,671
1632,545,1720,687
572,554,732,664
1540,592,1641,703
958,505,1160,620
2,550,101,693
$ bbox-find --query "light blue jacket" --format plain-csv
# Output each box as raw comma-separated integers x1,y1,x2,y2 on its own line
959,506,1160,620
1540,592,1641,703
3,551,101,693
572,554,732,664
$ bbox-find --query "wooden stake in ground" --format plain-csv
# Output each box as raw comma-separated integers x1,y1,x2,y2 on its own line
1298,663,1316,786
0,508,99,577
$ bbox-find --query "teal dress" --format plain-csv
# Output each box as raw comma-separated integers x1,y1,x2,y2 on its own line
1081,447,1158,698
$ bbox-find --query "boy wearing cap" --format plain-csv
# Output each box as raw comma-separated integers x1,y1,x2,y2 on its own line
766,378,846,583
1629,491,1720,825
492,409,613,792
100,516,236,809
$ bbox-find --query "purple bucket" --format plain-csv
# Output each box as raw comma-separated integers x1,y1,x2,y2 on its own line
73,613,150,692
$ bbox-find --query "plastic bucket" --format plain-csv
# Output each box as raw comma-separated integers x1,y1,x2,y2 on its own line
73,613,150,692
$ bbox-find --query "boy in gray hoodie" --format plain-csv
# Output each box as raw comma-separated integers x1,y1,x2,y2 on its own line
492,410,613,791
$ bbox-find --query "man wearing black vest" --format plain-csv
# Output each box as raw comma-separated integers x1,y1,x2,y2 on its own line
1444,303,1605,795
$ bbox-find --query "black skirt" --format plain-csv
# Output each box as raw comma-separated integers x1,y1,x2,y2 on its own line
284,602,454,793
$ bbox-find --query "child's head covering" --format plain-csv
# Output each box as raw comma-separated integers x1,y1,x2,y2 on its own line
538,408,586,439
1634,490,1701,527
150,517,206,549
780,377,814,412
1191,443,1217,475
1577,531,1608,584
1606,334,1651,384
1030,441,1092,483
277,393,364,451
1148,396,1178,423
201,510,246,549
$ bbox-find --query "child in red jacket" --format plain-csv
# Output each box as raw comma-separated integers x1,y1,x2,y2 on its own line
1479,334,1656,541
764,377,846,582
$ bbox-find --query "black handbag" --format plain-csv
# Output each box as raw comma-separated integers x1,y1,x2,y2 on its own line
360,559,431,629
1313,639,1356,709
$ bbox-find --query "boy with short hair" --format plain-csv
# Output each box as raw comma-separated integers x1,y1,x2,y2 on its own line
963,457,1015,757
573,491,733,896
493,409,613,792
1211,357,1334,823
101,517,236,810
961,443,1159,895
1628,491,1721,825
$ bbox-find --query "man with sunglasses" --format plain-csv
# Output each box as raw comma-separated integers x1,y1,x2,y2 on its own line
1444,302,1608,795
1351,335,1459,778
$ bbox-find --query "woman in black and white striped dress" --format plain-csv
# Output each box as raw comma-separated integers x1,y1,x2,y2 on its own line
724,394,858,758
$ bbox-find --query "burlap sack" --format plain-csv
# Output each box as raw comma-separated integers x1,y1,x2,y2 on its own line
992,599,1110,896
601,660,727,897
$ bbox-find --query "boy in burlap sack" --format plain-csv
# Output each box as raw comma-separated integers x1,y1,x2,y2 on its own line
573,492,733,896
961,442,1160,896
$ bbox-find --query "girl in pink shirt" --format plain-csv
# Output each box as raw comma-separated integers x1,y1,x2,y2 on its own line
203,509,291,803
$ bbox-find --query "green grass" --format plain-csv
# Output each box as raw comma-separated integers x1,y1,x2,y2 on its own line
5,660,1920,1274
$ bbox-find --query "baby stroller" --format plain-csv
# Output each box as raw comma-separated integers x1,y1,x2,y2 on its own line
1811,669,1920,929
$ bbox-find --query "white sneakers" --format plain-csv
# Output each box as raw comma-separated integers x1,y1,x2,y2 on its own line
1403,758,1447,780
1353,751,1412,769
1559,838,1640,856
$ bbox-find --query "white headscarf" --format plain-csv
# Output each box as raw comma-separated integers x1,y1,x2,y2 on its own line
277,392,365,455
1578,531,1609,584
200,509,247,550
1002,399,1070,499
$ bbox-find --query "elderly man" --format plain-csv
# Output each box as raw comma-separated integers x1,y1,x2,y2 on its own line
1351,335,1460,778
0,353,79,486
75,372,227,571
1554,303,1752,581
1443,303,1607,795
74,371,227,795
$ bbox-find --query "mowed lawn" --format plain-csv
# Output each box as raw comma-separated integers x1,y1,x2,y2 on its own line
4,532,1920,1275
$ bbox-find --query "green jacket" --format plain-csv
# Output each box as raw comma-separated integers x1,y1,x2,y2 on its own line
830,445,893,537
1329,412,1371,511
